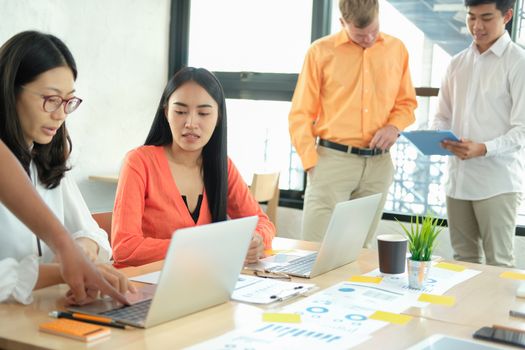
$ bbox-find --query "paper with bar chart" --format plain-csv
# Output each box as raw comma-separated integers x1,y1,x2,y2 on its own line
186,322,370,350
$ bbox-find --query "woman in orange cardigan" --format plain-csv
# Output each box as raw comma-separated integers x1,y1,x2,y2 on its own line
112,67,275,267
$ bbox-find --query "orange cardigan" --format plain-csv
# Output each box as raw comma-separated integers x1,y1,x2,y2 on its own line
112,146,275,267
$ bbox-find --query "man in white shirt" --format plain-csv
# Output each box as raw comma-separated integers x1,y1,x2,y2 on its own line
432,0,525,267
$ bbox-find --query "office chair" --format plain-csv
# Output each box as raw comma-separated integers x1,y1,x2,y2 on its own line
249,172,280,226
92,211,113,242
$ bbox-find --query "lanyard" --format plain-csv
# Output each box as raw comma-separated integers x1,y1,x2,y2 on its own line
29,162,43,257
37,237,42,257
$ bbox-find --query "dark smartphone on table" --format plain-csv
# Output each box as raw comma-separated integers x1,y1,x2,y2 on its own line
473,326,525,348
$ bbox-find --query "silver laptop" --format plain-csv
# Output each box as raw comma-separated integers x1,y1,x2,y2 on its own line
264,194,381,278
69,216,257,328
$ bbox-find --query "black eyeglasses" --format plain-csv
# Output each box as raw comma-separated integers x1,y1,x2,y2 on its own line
21,87,83,114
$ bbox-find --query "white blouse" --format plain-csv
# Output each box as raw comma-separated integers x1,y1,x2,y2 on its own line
0,162,111,304
0,256,38,304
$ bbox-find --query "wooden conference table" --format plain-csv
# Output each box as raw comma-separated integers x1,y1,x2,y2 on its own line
0,237,524,349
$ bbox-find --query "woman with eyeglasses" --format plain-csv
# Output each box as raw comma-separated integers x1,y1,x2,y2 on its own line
0,31,133,304
0,140,128,305
111,67,275,267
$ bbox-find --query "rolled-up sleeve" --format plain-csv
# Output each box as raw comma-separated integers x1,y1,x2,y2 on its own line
0,256,38,304
61,174,111,262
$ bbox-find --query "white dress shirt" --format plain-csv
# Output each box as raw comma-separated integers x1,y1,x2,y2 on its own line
432,32,525,200
0,162,111,304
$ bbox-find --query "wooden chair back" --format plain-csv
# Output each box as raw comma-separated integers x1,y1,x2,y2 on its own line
92,211,113,242
249,172,280,226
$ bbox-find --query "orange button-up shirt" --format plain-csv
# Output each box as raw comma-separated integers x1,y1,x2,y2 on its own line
289,30,417,170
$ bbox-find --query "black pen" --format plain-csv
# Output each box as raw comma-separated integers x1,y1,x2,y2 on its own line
269,286,305,302
49,311,127,329
510,309,525,320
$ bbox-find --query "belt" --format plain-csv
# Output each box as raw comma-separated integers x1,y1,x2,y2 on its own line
318,139,388,157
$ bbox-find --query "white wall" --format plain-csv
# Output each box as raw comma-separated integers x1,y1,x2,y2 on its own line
0,0,170,212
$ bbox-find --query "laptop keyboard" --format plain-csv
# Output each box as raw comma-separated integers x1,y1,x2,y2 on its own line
101,299,152,323
267,253,318,276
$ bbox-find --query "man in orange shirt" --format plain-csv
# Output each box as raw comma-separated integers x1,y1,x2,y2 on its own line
289,0,417,245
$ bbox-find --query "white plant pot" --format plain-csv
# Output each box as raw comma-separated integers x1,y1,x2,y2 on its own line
407,258,432,289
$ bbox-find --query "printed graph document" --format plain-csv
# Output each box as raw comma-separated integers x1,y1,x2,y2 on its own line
232,275,315,304
130,271,160,284
401,130,460,156
131,272,316,304
355,263,481,307
190,280,415,350
282,281,414,337
187,322,370,350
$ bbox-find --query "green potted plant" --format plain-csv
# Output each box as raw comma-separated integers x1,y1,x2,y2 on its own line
397,213,444,289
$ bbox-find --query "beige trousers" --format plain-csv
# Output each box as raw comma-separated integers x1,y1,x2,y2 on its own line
302,146,394,247
446,193,520,267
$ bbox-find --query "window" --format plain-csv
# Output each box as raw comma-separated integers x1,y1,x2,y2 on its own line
516,0,525,47
188,0,312,73
226,99,303,191
173,0,525,233
187,0,314,194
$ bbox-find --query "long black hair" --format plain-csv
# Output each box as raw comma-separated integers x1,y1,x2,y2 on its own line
145,67,228,222
0,31,77,189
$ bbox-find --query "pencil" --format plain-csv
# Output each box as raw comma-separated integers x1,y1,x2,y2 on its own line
49,311,127,329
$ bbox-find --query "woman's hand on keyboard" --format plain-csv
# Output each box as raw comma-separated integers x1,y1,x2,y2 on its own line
245,234,264,264
64,264,137,305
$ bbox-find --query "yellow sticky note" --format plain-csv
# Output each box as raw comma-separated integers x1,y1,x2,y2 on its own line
349,276,383,284
418,293,456,306
500,271,525,281
262,313,301,323
434,262,466,272
369,311,412,325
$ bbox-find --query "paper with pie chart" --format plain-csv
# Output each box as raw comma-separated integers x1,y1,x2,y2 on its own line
282,281,414,336
189,265,482,349
355,264,481,307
